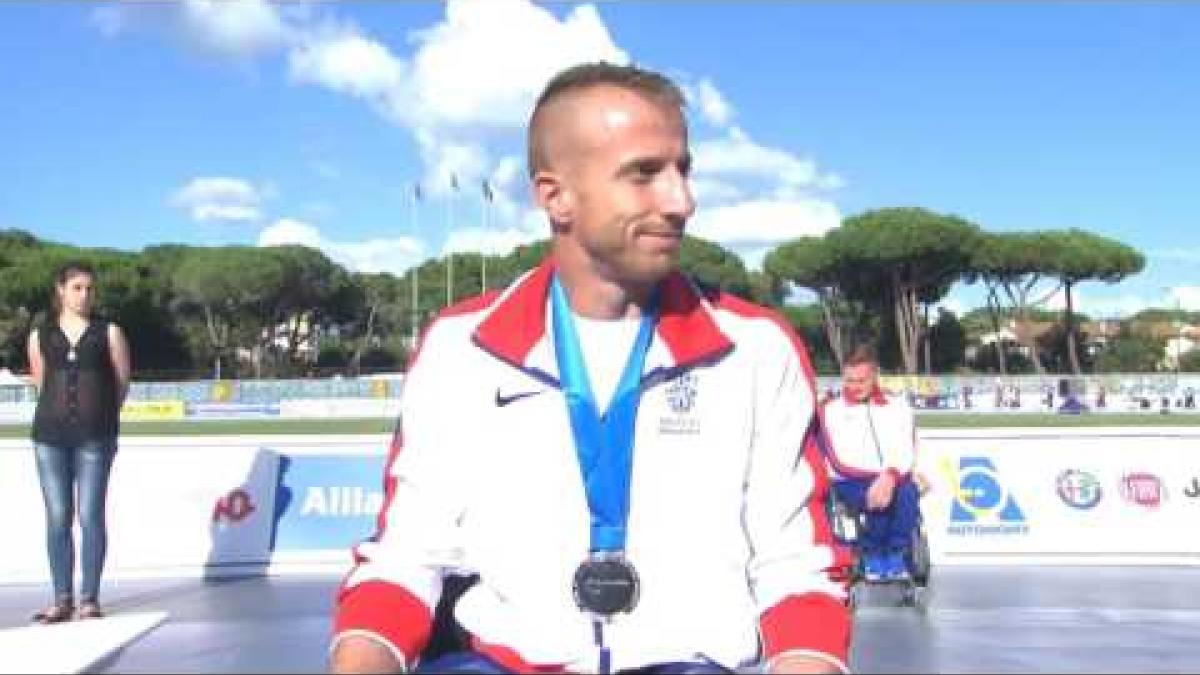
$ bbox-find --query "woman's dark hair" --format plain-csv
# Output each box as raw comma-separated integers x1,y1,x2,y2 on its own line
50,260,97,318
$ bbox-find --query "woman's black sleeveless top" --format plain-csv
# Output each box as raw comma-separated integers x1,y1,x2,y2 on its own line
32,320,120,448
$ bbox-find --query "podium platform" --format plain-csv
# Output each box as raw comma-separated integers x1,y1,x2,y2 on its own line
2,569,1199,673
0,611,167,674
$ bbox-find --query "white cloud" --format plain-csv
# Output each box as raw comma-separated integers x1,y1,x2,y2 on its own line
1168,286,1200,311
445,224,542,257
682,125,844,268
331,237,428,276
287,0,628,198
490,155,525,195
442,196,547,256
93,0,294,58
258,218,426,276
693,127,843,192
289,28,406,99
691,79,734,127
178,0,292,59
426,143,489,199
688,197,841,270
689,177,745,205
257,218,320,248
1040,287,1199,319
402,0,628,131
170,177,265,224
116,0,850,273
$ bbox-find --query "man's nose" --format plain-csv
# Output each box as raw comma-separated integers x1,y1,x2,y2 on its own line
659,170,695,220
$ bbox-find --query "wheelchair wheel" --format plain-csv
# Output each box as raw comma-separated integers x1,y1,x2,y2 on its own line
905,520,932,586
901,583,929,611
827,494,861,545
847,583,863,613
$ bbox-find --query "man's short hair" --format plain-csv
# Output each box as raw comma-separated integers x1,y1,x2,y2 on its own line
843,344,879,368
527,61,686,177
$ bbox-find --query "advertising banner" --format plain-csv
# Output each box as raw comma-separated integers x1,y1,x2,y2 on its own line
0,402,35,424
0,439,280,581
918,428,1200,564
278,398,398,419
4,427,1194,583
270,453,388,554
186,402,281,419
120,400,186,421
104,443,280,571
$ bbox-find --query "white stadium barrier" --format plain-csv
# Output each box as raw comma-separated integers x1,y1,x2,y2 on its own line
0,428,1197,584
0,435,397,581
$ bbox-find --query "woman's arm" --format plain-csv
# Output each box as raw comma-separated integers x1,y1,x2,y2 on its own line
107,323,131,405
27,328,43,392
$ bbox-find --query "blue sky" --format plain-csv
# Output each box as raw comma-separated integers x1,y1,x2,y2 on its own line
2,1,1197,317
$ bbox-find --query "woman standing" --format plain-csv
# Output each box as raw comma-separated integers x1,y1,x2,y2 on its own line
27,261,130,623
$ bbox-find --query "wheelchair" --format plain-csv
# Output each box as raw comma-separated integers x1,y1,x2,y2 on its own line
420,573,480,663
826,483,932,611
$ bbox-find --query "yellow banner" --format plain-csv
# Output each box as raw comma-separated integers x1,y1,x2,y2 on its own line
369,379,390,399
121,400,186,421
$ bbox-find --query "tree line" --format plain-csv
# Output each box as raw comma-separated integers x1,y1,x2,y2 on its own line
764,207,1159,376
3,206,1189,379
0,229,760,379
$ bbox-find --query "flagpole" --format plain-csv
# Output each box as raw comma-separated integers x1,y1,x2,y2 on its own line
410,183,420,348
481,181,488,293
446,176,456,308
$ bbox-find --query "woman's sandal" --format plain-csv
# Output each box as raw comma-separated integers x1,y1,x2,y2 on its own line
77,601,105,620
32,599,74,624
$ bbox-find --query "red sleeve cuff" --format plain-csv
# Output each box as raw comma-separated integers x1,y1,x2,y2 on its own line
759,593,851,663
334,580,433,665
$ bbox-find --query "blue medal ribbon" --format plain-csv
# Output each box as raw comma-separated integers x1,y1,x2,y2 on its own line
550,276,656,553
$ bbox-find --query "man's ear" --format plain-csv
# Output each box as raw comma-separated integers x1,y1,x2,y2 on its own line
532,171,573,232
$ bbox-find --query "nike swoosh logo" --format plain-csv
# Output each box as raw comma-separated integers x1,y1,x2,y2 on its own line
495,388,544,407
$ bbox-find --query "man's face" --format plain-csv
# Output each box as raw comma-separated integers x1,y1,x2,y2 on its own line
842,362,878,403
543,86,695,287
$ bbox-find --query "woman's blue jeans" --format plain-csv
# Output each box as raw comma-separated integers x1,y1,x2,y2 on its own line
34,440,116,602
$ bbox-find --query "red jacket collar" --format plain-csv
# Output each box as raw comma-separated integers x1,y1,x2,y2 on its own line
843,384,889,406
473,257,733,372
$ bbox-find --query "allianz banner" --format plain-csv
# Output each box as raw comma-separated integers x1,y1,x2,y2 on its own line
918,428,1200,564
270,452,387,553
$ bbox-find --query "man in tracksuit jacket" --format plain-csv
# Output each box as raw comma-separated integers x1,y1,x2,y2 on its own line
821,345,920,582
330,62,850,674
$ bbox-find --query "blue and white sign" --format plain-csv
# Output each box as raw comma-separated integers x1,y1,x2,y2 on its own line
272,454,387,552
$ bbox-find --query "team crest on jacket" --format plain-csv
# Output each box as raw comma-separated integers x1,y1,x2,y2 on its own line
660,372,700,435
666,372,698,413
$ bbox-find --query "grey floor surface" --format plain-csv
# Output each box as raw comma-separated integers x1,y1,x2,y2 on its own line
2,566,1199,673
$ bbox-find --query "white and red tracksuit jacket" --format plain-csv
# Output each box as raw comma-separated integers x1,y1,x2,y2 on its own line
821,388,917,482
332,259,851,673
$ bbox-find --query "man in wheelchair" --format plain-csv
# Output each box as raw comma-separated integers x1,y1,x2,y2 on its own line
329,62,850,674
821,345,922,584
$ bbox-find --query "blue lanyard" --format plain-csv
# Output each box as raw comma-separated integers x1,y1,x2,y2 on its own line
550,276,657,553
